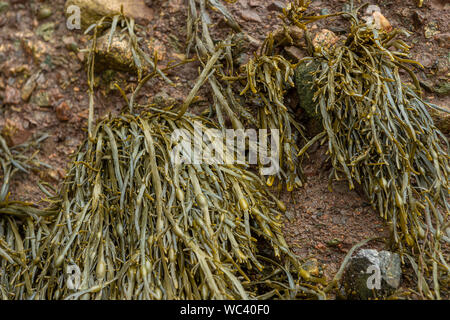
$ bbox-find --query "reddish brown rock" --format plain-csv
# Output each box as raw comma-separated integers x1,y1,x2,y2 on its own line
239,9,262,23
1,119,31,147
55,101,71,121
4,85,21,105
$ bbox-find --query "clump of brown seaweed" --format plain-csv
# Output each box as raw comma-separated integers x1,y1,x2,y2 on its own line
285,1,449,299
27,109,324,300
0,11,326,300
0,133,60,299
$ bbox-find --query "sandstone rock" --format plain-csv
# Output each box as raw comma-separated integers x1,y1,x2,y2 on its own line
341,249,401,300
64,0,154,30
239,9,262,23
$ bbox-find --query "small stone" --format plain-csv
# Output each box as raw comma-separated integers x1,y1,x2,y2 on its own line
37,6,53,20
55,101,71,121
62,36,78,52
417,52,434,68
284,46,304,61
424,21,440,39
412,10,426,28
21,36,49,63
434,82,450,96
231,32,261,57
239,10,262,23
40,169,60,182
365,11,392,32
434,33,450,49
312,29,338,50
21,72,41,101
320,8,330,15
273,26,305,47
151,91,175,108
341,249,401,300
234,52,249,67
365,4,381,14
4,85,21,105
267,1,284,12
436,57,449,76
428,106,450,134
1,119,31,147
94,28,149,73
400,8,410,17
302,258,320,277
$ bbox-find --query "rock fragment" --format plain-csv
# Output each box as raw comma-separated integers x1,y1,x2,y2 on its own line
239,10,262,23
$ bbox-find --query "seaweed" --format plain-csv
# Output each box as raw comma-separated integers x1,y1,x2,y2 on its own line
27,109,324,299
287,1,449,298
0,12,326,300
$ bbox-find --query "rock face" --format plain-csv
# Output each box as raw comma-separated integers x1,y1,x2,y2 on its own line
64,0,154,30
341,249,401,300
